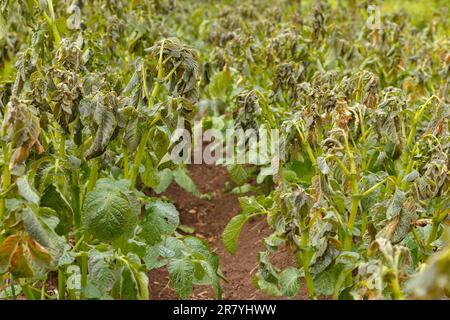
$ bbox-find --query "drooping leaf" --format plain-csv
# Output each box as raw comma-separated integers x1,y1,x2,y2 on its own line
0,235,21,274
222,214,249,255
85,93,116,160
17,176,39,204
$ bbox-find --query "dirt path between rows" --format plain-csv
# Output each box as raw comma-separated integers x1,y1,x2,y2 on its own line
148,164,307,300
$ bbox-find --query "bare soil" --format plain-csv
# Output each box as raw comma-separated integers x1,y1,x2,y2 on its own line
148,164,307,300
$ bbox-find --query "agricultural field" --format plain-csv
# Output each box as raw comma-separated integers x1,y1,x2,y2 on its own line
0,0,449,301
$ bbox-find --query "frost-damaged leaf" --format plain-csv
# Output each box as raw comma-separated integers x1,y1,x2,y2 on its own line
173,167,200,196
10,242,33,278
317,156,330,175
222,214,249,255
140,201,179,245
85,93,116,159
83,180,137,242
256,277,282,297
279,267,301,297
313,268,335,296
1,98,41,169
21,208,65,263
377,196,417,244
26,236,52,268
386,189,406,219
168,258,195,299
17,176,39,204
406,229,450,299
0,235,21,274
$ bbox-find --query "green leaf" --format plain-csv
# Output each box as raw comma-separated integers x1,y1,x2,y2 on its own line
139,201,180,245
222,214,249,255
17,176,39,204
143,246,167,270
153,168,173,194
168,258,195,299
208,69,232,101
173,168,199,196
279,267,301,297
115,266,139,300
228,165,248,186
40,184,73,234
82,179,137,242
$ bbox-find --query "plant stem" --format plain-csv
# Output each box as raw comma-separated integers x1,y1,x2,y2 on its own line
294,123,316,166
389,276,404,300
80,253,88,299
123,147,129,179
58,268,65,300
299,220,314,298
129,129,152,189
41,275,47,300
86,159,98,192
10,274,16,299
343,131,359,251
20,281,35,300
0,141,11,221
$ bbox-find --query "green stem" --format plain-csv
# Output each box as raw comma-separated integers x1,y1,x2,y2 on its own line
71,181,81,240
294,123,316,166
344,194,359,251
0,141,11,221
302,250,314,298
80,253,88,299
10,274,16,300
299,220,314,298
343,131,359,251
123,148,129,179
86,159,98,192
389,276,404,300
40,275,47,300
54,133,66,189
129,129,152,189
20,281,35,300
58,268,65,300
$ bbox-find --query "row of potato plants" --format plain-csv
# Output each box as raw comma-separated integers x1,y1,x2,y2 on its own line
0,0,222,300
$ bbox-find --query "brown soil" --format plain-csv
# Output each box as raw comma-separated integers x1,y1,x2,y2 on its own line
148,164,307,300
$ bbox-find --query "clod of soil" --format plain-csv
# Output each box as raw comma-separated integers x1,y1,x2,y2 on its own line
148,164,307,300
